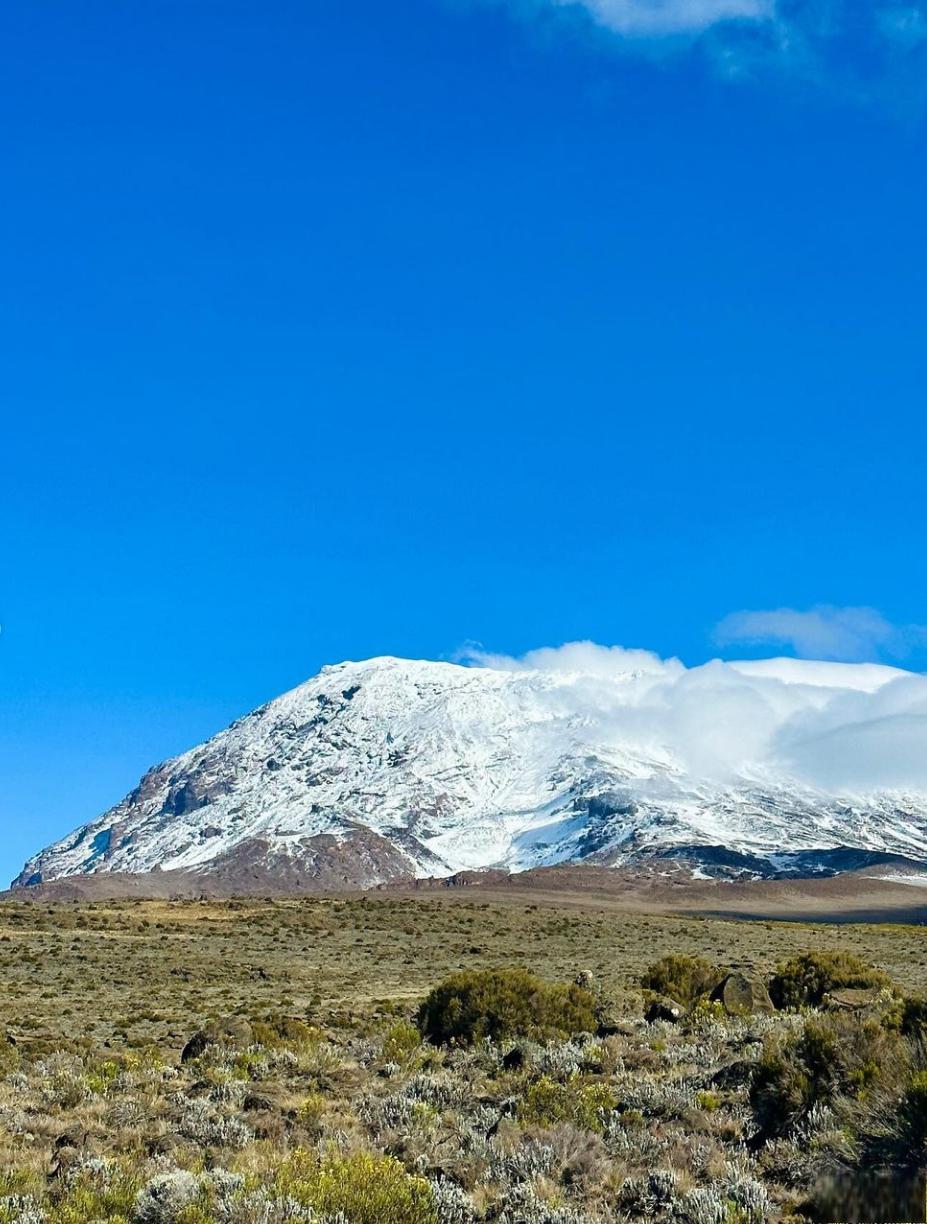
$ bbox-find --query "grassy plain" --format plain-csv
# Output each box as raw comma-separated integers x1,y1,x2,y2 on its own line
3,891,926,1049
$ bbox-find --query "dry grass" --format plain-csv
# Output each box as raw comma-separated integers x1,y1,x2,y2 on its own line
1,892,926,1050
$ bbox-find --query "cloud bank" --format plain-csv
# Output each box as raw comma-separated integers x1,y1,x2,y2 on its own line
463,639,927,792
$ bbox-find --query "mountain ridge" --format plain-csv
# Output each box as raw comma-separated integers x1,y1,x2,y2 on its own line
15,651,927,890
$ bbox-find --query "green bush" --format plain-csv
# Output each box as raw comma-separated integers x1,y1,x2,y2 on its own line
46,1163,142,1224
696,1090,722,1112
382,1019,422,1063
274,1149,437,1224
416,968,597,1045
0,1037,19,1076
900,1069,927,1143
750,1012,905,1137
250,1014,320,1050
640,955,723,1008
768,951,891,1010
519,1075,617,1132
898,994,927,1039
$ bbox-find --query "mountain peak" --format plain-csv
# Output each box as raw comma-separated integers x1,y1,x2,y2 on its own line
15,652,927,891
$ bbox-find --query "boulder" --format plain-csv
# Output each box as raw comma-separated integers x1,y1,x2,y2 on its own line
825,987,884,1012
502,1047,526,1072
710,1059,755,1089
645,997,685,1024
180,1015,254,1063
710,972,774,1016
211,1015,254,1046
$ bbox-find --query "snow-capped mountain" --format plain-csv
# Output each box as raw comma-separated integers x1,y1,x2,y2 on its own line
15,651,927,890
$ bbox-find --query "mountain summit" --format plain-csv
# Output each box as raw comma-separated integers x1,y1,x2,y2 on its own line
15,652,927,891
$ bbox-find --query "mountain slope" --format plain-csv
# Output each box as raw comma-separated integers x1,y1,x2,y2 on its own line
15,653,927,890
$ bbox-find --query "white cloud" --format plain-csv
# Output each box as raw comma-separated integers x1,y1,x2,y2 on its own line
463,639,680,675
463,639,927,791
713,604,927,662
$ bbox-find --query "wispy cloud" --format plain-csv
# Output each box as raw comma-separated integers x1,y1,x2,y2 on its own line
713,604,927,662
473,0,927,103
461,639,682,674
553,0,773,36
549,0,770,36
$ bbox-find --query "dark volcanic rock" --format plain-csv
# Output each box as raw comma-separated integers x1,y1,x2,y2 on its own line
645,997,685,1024
181,1015,254,1063
502,1047,526,1072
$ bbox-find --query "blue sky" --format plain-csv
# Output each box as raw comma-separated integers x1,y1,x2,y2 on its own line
2,0,926,882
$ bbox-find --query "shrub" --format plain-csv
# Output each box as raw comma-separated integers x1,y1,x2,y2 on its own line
297,1090,327,1128
0,1038,19,1076
382,1019,422,1062
47,1162,141,1224
519,1075,616,1132
274,1149,437,1224
899,994,927,1039
134,1170,201,1224
640,955,723,1008
696,1090,721,1112
768,951,891,1010
750,1012,905,1137
416,969,597,1046
899,1069,927,1147
250,1014,319,1050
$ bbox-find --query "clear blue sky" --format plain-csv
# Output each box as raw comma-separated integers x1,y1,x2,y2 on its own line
2,0,926,882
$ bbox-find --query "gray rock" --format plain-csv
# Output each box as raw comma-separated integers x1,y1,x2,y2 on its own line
825,987,884,1012
710,972,774,1016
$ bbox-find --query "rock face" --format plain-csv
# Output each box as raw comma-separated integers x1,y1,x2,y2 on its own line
14,654,927,893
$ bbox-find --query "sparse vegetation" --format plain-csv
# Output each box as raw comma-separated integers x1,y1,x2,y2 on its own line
0,894,925,1223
